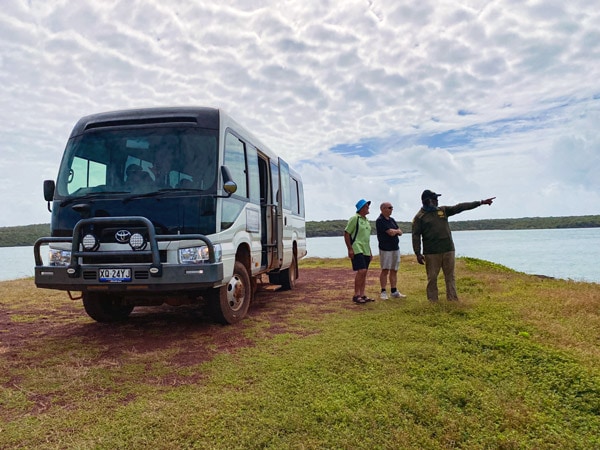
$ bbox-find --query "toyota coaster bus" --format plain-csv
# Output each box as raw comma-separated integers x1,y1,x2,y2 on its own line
34,107,306,324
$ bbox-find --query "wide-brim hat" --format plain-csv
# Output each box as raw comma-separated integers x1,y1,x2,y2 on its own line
355,198,371,212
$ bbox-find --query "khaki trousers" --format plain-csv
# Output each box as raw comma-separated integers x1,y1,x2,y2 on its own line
424,251,458,301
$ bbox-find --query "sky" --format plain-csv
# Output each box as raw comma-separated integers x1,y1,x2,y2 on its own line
1,0,600,227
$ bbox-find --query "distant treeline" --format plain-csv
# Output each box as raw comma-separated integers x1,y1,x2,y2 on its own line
307,215,600,237
1,216,599,247
0,224,51,247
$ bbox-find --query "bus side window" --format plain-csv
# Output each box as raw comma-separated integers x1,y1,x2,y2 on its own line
224,132,247,198
246,143,260,203
270,161,279,205
291,178,300,215
297,178,305,217
279,160,291,210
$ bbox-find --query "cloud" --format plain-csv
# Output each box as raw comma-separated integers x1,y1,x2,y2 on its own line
0,0,599,227
543,110,600,190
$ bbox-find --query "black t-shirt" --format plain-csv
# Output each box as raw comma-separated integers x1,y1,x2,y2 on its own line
376,214,400,251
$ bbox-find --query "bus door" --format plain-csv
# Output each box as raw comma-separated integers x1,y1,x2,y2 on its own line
259,156,277,270
277,158,293,269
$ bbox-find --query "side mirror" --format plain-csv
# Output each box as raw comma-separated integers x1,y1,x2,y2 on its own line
220,166,237,197
43,180,55,201
43,180,55,212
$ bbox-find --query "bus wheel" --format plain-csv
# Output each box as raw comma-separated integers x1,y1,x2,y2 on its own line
82,293,134,323
279,254,297,290
210,261,251,324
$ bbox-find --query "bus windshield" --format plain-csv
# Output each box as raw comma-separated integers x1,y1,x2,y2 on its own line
56,126,218,198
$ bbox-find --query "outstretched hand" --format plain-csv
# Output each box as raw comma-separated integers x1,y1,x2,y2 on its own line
482,197,496,206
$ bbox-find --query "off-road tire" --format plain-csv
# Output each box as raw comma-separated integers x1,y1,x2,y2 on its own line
209,261,251,324
82,293,134,323
279,253,297,291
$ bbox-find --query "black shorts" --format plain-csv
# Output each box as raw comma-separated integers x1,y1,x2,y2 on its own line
352,253,372,271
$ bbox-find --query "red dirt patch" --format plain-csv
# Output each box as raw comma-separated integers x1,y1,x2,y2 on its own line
1,268,363,371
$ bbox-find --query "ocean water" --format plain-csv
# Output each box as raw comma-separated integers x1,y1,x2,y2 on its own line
2,228,599,283
1,245,42,282
305,228,600,283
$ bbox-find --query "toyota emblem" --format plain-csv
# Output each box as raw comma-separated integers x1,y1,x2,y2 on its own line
115,229,132,243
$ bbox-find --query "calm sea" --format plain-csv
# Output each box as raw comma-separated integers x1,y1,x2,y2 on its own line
306,228,600,283
2,228,599,283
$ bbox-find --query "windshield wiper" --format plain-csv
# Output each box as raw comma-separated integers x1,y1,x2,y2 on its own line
122,188,206,203
60,191,129,207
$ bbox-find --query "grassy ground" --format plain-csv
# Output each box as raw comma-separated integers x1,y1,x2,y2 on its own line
1,255,599,449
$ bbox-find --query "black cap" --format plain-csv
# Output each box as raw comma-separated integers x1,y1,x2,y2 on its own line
421,190,441,201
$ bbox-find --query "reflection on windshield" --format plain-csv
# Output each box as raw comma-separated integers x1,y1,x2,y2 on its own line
56,126,218,198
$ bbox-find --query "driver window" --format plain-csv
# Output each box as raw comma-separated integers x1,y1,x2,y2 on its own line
223,132,248,198
68,156,107,194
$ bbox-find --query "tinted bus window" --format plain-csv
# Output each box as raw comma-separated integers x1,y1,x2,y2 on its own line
279,159,291,210
297,178,305,216
270,161,279,206
224,132,247,198
57,127,217,197
290,178,299,215
246,143,260,203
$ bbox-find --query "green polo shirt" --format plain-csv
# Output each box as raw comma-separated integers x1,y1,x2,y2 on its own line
345,214,372,256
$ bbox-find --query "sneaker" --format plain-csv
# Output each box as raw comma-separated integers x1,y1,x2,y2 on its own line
391,291,406,298
380,291,389,300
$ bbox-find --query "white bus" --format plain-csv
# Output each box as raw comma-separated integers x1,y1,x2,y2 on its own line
34,107,306,324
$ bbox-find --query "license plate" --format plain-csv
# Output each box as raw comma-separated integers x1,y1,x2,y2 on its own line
99,268,131,282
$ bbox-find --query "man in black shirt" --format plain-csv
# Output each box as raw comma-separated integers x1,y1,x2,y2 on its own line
376,202,406,300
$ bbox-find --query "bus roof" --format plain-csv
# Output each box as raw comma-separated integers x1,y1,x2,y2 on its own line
70,106,221,135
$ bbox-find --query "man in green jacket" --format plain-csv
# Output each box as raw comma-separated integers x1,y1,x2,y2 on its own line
412,190,495,302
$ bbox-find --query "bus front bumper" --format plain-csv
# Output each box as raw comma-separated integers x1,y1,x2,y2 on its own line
35,262,224,292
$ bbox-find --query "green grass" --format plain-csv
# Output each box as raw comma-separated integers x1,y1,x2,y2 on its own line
1,256,599,449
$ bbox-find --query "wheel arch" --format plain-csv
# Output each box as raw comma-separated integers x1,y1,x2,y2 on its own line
235,241,252,270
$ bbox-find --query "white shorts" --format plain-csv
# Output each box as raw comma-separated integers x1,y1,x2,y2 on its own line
379,250,400,270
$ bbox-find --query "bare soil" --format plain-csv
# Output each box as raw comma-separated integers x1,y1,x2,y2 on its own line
1,268,361,371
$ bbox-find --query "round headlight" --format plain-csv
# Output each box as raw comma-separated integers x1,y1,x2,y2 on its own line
129,233,147,251
82,234,99,251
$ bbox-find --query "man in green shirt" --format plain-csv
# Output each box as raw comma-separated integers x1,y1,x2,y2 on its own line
344,199,374,304
412,190,495,302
